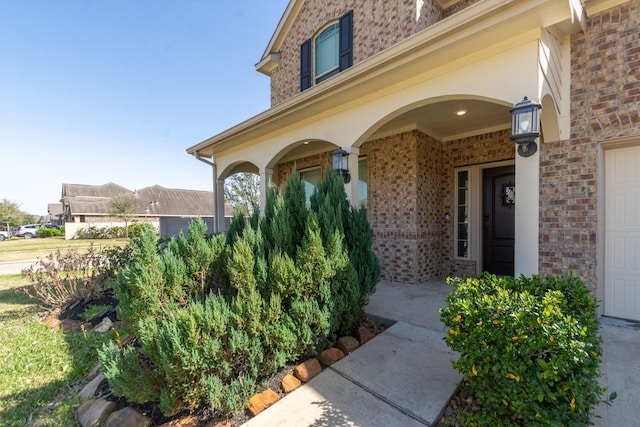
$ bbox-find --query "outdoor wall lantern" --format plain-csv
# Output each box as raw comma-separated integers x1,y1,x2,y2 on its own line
332,147,351,183
510,96,541,157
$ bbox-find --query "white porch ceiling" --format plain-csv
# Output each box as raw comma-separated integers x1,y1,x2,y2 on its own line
371,99,511,142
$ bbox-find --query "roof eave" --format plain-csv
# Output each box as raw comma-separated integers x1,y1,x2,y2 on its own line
258,0,304,65
255,52,281,76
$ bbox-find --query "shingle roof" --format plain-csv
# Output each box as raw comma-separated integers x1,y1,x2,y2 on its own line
62,182,131,198
47,203,63,215
61,183,227,218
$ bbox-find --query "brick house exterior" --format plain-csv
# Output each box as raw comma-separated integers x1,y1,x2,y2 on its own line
189,0,640,321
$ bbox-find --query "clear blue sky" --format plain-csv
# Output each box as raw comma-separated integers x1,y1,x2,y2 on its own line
0,0,289,215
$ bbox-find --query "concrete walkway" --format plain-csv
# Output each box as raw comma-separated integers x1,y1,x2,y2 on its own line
0,260,37,275
593,316,640,426
243,279,459,426
243,278,640,426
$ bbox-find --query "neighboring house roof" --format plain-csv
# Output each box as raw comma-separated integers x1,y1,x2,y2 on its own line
48,203,63,216
61,183,231,218
62,182,131,199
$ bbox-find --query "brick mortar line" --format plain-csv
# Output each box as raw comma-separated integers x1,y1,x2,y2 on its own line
327,365,431,426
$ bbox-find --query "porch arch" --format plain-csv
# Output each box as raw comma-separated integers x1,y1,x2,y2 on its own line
350,94,513,150
219,160,259,179
540,93,561,143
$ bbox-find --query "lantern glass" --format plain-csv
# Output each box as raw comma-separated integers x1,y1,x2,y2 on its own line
517,110,533,133
332,148,347,171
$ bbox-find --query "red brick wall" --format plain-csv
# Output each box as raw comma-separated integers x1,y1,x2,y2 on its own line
539,1,640,290
270,0,457,106
443,0,481,18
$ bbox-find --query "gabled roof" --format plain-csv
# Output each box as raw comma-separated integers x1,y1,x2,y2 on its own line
61,183,226,218
256,0,304,75
47,203,63,215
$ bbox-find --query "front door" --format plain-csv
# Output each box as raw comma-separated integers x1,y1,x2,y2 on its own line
483,166,515,276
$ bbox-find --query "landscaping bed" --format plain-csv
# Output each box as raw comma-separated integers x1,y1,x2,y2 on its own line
67,309,386,426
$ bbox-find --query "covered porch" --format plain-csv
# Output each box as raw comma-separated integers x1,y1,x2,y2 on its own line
188,0,579,283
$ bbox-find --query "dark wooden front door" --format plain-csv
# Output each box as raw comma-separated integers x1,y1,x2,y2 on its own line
482,166,515,276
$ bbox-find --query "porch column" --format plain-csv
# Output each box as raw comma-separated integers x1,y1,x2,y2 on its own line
214,178,226,233
346,147,360,206
514,142,539,276
259,168,273,213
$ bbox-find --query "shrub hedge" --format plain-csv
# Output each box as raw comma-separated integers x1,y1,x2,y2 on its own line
76,222,149,239
98,168,380,416
440,273,606,426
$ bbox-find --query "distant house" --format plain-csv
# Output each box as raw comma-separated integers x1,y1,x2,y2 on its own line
46,203,63,225
34,203,63,225
60,182,232,238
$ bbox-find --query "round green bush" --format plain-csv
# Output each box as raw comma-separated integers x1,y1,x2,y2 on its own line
440,273,605,426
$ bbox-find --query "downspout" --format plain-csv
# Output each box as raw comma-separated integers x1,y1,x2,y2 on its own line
193,151,220,233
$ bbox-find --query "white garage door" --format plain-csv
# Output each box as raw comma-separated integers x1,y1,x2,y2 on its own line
605,145,640,320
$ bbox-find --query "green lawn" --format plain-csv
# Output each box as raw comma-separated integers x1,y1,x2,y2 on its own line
0,274,114,426
0,237,127,262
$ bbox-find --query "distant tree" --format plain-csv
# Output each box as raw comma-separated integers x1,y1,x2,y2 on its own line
0,199,35,232
108,194,140,239
225,172,260,216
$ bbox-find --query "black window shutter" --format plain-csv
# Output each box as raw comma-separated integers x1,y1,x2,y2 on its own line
300,38,312,91
339,10,353,71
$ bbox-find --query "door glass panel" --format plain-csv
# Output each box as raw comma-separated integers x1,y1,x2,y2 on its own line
456,170,469,258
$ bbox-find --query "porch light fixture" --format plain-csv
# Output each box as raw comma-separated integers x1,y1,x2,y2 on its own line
332,147,351,183
510,96,541,157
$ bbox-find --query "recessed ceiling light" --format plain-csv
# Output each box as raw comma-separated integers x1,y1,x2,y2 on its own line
456,109,467,116
303,141,310,145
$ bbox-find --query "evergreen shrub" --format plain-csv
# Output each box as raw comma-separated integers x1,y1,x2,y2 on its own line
37,225,64,237
440,273,606,426
75,222,153,239
99,169,380,416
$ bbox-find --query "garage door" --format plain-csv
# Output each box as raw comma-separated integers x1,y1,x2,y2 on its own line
605,145,640,320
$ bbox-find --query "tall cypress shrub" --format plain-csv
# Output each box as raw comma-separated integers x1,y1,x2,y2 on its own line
283,168,308,255
346,205,380,307
309,168,379,334
310,168,348,243
100,164,381,418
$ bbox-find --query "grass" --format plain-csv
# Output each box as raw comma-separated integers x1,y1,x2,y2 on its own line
0,237,127,262
0,274,115,426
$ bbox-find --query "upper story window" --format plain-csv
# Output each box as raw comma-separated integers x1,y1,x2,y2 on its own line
301,10,353,91
315,23,340,83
